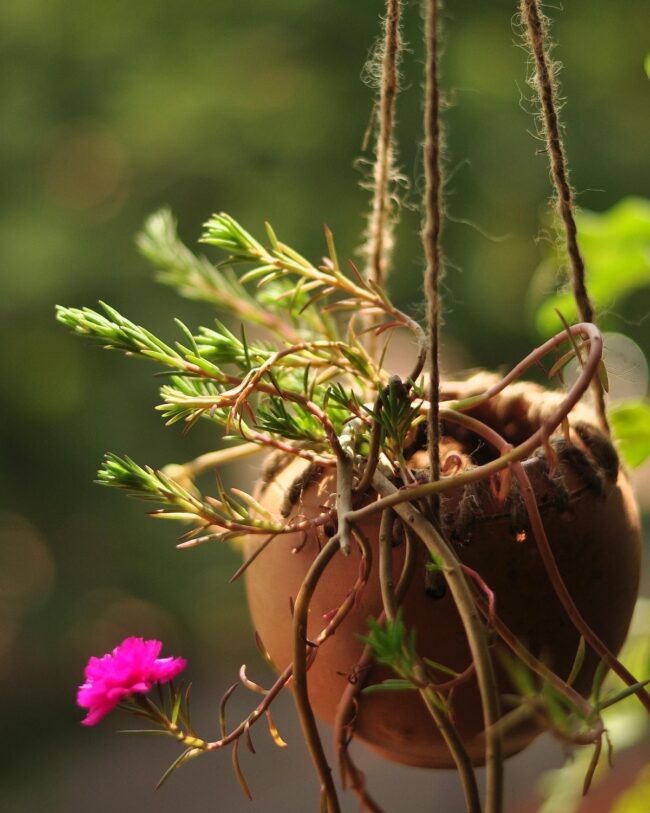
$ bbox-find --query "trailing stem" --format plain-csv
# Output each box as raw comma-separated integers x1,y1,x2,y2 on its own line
442,408,650,714
291,535,355,813
163,443,262,483
137,522,370,769
417,689,482,813
372,471,504,813
378,509,399,621
336,453,355,555
519,467,649,710
378,511,482,813
333,526,417,813
519,0,608,433
355,394,384,495
346,323,605,521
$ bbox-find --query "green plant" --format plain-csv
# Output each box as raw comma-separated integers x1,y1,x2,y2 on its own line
58,2,648,812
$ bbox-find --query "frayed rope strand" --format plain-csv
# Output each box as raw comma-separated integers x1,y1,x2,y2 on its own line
363,0,402,292
422,0,443,509
519,0,608,433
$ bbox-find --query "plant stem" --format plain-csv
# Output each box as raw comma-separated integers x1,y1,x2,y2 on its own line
163,443,263,485
237,428,335,466
378,508,398,620
334,527,417,813
227,341,350,414
292,535,343,813
377,510,482,813
355,393,384,495
372,471,503,813
417,687,483,813
347,323,604,522
516,466,650,711
486,610,604,745
197,533,371,754
443,407,650,714
336,453,355,555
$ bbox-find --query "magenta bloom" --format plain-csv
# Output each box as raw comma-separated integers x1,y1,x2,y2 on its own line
77,637,186,726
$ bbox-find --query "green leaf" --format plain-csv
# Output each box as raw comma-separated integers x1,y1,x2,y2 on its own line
362,679,417,694
117,729,171,736
157,375,231,430
137,209,234,307
530,197,650,336
56,302,182,366
170,686,183,726
155,747,201,791
138,210,326,342
426,552,444,572
359,612,417,675
597,678,650,711
255,397,325,443
609,400,650,468
96,453,206,518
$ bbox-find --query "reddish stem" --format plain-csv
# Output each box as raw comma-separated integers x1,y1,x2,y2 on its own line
348,323,604,522
443,408,650,714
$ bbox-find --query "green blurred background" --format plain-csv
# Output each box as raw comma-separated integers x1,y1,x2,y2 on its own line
1,1,648,810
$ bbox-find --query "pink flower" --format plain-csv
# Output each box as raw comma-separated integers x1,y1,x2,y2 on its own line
77,637,186,726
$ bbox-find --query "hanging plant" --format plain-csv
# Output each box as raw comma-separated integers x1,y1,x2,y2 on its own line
58,2,648,812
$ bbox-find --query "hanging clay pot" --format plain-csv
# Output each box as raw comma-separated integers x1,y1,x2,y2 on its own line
243,375,641,768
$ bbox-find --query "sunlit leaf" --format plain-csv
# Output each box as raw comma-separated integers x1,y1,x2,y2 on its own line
531,197,650,336
609,401,650,468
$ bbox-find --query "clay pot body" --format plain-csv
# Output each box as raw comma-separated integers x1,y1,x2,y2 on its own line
243,379,641,768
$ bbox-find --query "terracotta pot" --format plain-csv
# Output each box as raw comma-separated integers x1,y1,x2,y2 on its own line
243,377,641,768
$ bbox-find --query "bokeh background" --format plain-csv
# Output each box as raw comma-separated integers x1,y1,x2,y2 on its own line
1,1,648,811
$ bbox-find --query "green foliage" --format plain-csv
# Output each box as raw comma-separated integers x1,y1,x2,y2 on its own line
137,210,244,309
325,382,363,413
157,375,230,428
96,452,283,544
117,682,204,790
362,678,417,695
360,614,463,701
193,322,270,369
531,197,650,336
56,302,241,382
58,211,421,497
58,266,373,441
139,210,323,339
537,604,650,813
201,213,271,261
360,613,417,677
55,302,184,367
255,397,326,443
201,212,371,334
97,453,204,515
609,401,650,468
426,552,444,573
363,376,421,461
